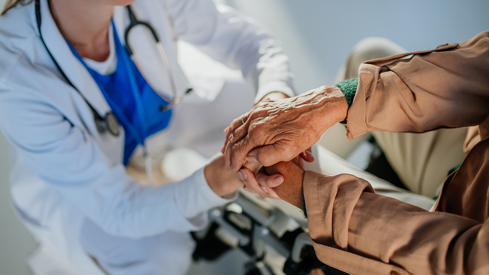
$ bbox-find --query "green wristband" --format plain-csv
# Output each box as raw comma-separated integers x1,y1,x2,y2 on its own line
334,78,358,124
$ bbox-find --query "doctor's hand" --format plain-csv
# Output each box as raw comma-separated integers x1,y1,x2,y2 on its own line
236,160,283,199
259,91,289,102
204,155,283,198
237,156,305,201
222,86,348,171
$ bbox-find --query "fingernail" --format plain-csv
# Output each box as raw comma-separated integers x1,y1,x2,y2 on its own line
306,150,314,159
237,170,247,180
247,156,258,163
274,176,283,184
261,187,269,194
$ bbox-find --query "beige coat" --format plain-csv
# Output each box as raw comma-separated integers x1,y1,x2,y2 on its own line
305,31,489,274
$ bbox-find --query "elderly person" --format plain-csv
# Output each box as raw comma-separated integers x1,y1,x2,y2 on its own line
223,31,489,274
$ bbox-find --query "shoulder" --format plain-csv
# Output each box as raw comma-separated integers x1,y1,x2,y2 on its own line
0,2,65,102
0,2,38,63
0,2,57,87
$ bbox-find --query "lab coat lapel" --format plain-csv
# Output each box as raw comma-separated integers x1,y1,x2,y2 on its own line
38,0,111,117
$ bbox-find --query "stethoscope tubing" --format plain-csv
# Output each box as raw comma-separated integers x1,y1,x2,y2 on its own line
35,0,191,137
124,5,192,111
34,0,193,184
35,0,120,136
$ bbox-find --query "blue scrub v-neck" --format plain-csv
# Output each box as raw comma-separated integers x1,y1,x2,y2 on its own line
68,22,172,165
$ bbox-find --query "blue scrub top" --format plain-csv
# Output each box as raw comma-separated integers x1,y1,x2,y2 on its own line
68,22,172,165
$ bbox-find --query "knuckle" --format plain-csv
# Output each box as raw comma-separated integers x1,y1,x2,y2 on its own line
249,124,264,136
232,116,241,126
256,152,272,166
254,152,265,165
247,128,260,142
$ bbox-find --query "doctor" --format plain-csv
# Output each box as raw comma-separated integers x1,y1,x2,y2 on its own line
0,0,294,274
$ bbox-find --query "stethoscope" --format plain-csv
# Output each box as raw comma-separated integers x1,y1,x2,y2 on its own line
35,0,192,183
34,0,192,137
124,5,193,112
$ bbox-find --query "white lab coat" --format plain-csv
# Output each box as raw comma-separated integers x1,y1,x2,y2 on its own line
0,0,295,273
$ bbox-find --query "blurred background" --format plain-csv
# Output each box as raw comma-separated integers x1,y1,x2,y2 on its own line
1,0,488,274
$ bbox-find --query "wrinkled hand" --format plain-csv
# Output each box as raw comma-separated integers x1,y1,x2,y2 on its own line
227,91,305,199
222,86,348,171
264,157,305,208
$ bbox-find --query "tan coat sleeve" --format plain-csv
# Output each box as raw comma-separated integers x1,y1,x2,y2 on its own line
304,171,489,275
346,31,489,140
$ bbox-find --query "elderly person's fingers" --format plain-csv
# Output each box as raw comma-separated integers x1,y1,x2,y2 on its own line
228,135,265,171
223,96,286,169
223,116,259,168
238,167,281,199
222,111,250,155
235,139,302,168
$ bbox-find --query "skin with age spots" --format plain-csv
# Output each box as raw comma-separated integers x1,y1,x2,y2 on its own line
223,86,348,172
224,91,306,200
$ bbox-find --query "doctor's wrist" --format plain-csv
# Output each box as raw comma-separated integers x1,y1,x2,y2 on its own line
204,156,243,197
257,91,289,103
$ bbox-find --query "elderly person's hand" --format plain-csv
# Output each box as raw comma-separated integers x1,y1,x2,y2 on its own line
222,86,348,171
230,91,293,199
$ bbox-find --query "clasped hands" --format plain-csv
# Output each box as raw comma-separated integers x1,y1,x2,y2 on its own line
220,86,349,208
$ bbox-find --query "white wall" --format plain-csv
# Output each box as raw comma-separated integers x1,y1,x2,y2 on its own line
223,0,489,91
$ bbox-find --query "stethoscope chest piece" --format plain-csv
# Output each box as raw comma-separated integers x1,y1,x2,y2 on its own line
105,112,120,136
96,112,120,137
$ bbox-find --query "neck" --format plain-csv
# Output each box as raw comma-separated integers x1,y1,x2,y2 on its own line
50,0,113,61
